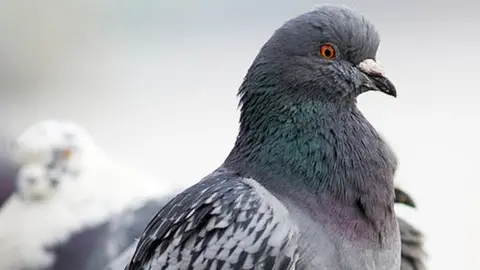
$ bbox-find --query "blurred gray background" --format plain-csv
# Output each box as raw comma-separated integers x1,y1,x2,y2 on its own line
1,0,479,269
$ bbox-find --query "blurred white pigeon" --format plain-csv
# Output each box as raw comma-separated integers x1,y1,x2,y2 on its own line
0,120,178,270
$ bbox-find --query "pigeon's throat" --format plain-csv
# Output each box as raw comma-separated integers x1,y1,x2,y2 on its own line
225,102,397,205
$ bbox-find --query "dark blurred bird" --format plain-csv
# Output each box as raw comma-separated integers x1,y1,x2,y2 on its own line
89,198,173,270
0,120,177,270
394,187,427,270
104,241,139,270
127,5,400,270
0,152,16,208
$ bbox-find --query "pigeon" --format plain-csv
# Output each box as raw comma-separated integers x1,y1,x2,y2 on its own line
127,5,400,270
0,152,17,208
0,120,177,270
394,187,427,270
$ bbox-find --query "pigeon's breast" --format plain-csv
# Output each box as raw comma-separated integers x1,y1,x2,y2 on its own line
279,195,400,270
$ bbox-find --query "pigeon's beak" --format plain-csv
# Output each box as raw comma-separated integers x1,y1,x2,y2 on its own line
394,187,416,208
357,59,397,98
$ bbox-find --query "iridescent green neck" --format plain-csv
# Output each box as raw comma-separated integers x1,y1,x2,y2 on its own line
225,92,396,207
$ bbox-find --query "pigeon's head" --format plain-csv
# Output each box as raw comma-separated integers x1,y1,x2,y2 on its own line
12,120,94,202
240,5,396,108
394,187,416,208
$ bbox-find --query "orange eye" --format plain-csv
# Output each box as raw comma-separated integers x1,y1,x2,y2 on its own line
62,149,72,160
319,44,336,59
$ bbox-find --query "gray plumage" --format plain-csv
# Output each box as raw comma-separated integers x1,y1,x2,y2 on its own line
128,5,400,270
398,219,426,270
394,188,427,270
128,172,299,269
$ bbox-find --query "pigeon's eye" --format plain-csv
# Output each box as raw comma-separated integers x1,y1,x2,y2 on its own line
319,44,336,59
62,149,72,160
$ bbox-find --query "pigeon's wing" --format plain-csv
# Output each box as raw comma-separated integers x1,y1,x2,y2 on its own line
128,174,300,270
398,217,426,270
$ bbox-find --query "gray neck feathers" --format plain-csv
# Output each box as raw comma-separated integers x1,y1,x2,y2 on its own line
225,85,397,227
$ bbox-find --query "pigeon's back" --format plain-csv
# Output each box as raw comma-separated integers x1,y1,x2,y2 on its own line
127,168,300,269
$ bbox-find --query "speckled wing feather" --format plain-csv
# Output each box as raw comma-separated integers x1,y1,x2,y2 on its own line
398,218,426,270
127,171,299,270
